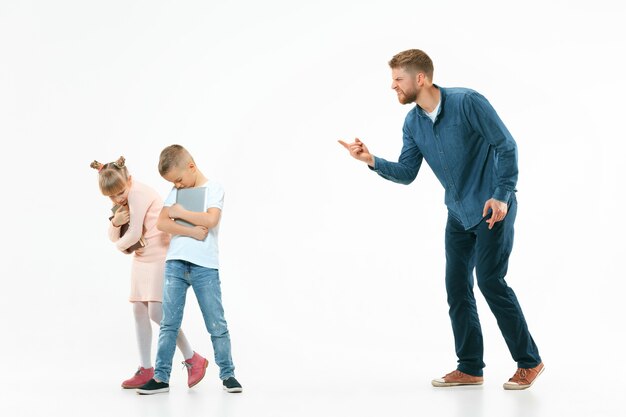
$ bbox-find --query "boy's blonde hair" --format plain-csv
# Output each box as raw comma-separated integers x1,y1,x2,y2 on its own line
388,49,434,80
90,156,129,195
158,144,194,176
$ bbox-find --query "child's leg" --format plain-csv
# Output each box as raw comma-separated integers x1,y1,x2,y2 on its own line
189,266,235,380
148,301,194,360
154,260,190,383
122,301,156,388
133,301,152,368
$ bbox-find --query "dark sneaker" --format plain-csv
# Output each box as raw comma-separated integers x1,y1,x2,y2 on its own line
503,362,545,390
136,379,170,395
222,377,243,393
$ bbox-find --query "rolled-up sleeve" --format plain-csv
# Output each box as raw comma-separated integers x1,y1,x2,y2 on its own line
370,122,423,185
464,92,518,203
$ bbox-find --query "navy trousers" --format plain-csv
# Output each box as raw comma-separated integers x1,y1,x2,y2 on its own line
444,195,541,376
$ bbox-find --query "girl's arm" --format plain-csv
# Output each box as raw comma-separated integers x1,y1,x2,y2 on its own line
107,206,128,242
115,187,150,252
108,222,122,242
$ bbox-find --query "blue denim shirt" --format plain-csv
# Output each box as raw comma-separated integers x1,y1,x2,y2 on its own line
371,86,518,229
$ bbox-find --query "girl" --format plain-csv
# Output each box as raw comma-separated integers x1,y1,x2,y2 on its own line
91,156,208,389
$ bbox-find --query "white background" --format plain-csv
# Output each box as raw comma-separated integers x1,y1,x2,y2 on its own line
1,1,624,416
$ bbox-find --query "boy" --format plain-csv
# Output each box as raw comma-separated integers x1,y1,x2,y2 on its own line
137,144,242,395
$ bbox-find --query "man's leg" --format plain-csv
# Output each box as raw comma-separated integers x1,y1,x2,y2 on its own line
445,213,485,376
474,196,541,368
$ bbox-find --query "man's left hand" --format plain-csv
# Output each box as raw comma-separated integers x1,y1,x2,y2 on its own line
483,198,508,230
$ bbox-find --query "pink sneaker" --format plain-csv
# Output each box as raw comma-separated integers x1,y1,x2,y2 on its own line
121,367,154,389
182,352,208,388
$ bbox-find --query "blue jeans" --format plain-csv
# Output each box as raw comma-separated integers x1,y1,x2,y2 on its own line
445,195,541,376
154,260,235,382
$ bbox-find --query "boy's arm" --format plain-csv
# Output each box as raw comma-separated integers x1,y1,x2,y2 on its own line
167,204,221,230
157,206,210,240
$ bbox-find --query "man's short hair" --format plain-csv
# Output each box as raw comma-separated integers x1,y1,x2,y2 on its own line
389,49,434,80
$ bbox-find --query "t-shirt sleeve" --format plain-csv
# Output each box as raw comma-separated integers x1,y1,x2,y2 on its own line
206,183,225,210
163,187,177,207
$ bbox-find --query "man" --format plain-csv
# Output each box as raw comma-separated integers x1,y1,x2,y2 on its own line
338,49,544,390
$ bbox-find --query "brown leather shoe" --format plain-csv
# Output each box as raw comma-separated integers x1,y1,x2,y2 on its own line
503,362,545,390
431,369,484,387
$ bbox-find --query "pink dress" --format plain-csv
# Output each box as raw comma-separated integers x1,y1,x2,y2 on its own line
108,181,170,302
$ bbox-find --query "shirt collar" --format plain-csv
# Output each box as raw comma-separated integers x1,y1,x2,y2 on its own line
415,84,445,119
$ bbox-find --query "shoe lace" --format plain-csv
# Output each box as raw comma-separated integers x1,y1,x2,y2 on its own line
511,368,528,382
182,361,192,370
445,370,463,379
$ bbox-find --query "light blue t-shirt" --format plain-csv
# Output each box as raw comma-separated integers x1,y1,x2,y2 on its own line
163,180,224,269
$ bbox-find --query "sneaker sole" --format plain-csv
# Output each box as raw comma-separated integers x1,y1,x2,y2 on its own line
223,386,243,393
122,384,145,389
503,365,545,390
431,380,483,387
136,387,170,395
188,359,209,388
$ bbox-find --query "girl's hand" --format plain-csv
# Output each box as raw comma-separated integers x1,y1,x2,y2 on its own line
112,206,130,227
134,247,145,256
189,225,209,241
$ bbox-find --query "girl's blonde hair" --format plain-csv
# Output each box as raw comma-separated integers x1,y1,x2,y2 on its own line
90,156,129,195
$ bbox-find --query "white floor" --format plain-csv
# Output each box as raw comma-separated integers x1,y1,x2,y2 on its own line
3,222,622,417
2,355,620,417
2,243,622,417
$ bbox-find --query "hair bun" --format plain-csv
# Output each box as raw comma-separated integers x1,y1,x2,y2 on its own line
90,160,104,171
114,156,126,168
